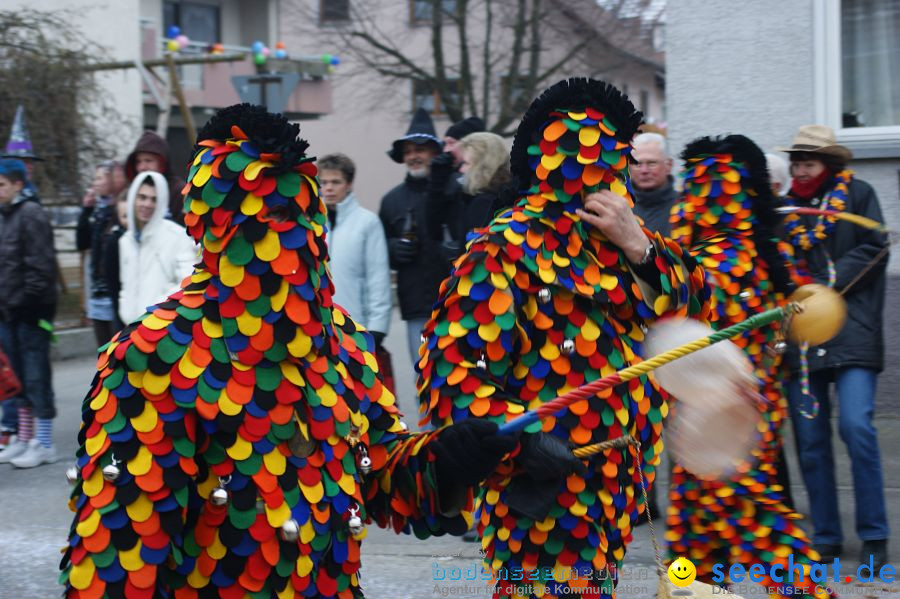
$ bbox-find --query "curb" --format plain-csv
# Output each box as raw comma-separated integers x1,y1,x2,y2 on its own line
52,327,100,362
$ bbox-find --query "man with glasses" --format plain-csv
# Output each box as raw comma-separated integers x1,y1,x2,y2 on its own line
629,131,675,525
631,132,676,237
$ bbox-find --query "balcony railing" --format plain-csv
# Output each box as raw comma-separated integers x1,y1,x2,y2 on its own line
139,28,332,118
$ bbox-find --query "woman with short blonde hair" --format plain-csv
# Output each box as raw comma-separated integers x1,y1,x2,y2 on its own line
459,132,511,196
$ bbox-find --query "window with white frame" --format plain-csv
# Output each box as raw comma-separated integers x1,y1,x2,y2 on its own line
841,0,899,128
815,0,900,151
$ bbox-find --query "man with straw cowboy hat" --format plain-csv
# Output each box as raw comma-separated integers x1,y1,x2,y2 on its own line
776,124,890,570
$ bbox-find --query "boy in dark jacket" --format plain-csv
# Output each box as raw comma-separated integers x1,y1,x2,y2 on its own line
0,159,57,468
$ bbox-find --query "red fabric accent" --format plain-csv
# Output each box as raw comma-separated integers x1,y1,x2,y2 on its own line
0,348,21,401
375,347,396,394
789,168,832,200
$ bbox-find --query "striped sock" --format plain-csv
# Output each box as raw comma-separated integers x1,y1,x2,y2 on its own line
36,418,53,449
17,407,34,442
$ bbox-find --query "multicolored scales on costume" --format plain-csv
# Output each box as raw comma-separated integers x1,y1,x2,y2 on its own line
667,136,828,599
418,79,711,599
60,105,474,598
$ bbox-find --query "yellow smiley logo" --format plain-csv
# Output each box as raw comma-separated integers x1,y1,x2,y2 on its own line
667,557,697,587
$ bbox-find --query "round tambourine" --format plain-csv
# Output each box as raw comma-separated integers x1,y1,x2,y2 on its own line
644,319,761,479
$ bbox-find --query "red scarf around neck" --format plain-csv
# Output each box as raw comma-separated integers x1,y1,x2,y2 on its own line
789,168,832,200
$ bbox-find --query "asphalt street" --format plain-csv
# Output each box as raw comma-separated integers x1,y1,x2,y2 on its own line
1,307,899,598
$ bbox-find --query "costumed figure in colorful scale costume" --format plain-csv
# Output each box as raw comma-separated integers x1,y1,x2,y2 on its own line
665,135,827,599
60,104,520,598
417,78,711,599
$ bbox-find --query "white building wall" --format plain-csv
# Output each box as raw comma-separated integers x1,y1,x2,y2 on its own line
667,0,816,156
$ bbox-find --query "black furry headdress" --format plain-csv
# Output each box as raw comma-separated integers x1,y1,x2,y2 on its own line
681,134,791,293
681,135,778,227
509,78,643,182
196,103,311,174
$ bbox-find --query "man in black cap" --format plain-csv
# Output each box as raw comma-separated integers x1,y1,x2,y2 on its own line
441,115,485,168
424,116,487,266
379,108,450,384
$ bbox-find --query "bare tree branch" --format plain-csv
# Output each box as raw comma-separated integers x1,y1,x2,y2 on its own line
346,30,433,81
328,0,662,133
481,0,494,119
0,8,131,201
456,0,478,117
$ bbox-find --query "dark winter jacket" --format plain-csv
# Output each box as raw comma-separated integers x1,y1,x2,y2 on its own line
461,188,515,236
633,177,677,236
76,200,115,297
0,196,57,323
379,175,453,320
425,173,515,260
103,222,126,325
785,178,889,373
126,130,186,224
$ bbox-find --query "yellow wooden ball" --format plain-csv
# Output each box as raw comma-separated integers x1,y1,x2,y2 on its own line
787,284,847,345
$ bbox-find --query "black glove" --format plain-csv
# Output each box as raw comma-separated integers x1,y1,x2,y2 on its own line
388,238,419,266
431,419,519,489
505,433,586,520
517,432,586,480
429,152,456,191
370,331,385,350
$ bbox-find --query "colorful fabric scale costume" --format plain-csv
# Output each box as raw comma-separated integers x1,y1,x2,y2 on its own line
60,105,514,598
666,136,826,599
417,79,710,599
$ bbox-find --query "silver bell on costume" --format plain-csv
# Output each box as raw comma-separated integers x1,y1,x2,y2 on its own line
210,486,230,506
281,519,300,541
102,463,121,482
348,506,364,535
66,466,79,484
537,288,552,304
357,446,372,475
348,515,364,535
210,476,231,506
560,339,575,355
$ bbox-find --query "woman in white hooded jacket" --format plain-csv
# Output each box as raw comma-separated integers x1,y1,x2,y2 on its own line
118,171,197,324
